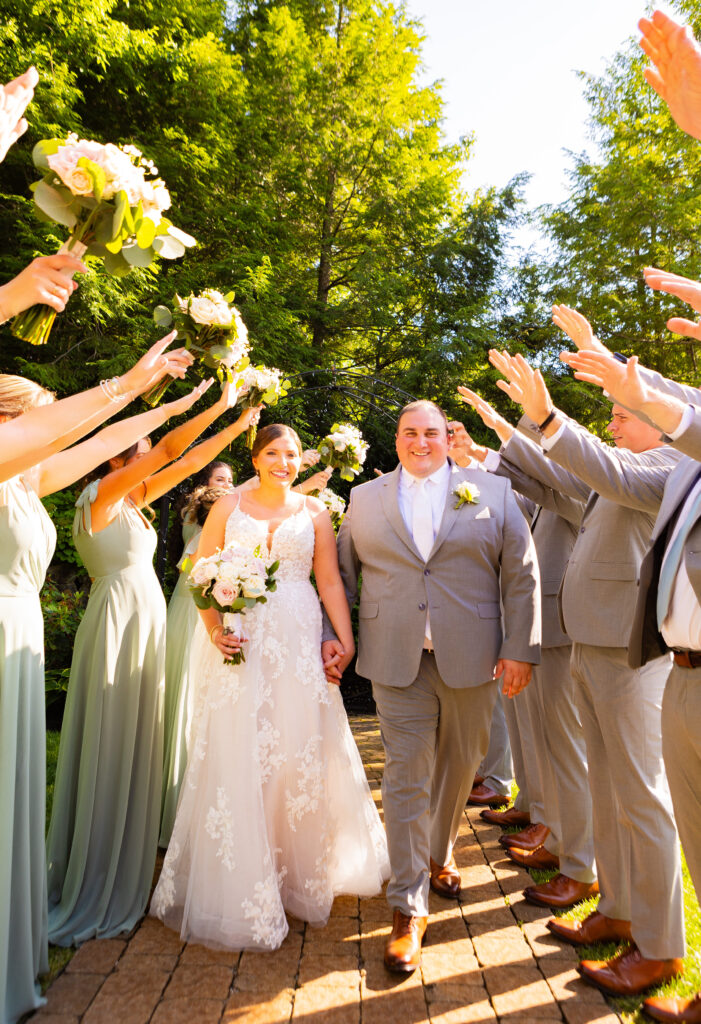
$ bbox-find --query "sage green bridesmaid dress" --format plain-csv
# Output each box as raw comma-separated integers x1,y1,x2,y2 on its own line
46,481,166,946
159,517,201,847
0,476,55,1023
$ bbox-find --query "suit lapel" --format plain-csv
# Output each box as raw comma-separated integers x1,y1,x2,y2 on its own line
430,463,460,557
654,457,701,542
380,466,423,560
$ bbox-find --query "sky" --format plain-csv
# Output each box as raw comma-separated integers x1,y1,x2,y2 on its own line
404,0,675,242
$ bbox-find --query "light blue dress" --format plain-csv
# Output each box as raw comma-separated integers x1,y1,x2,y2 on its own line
46,483,166,945
0,476,56,1023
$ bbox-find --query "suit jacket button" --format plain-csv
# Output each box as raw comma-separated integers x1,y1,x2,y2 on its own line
424,569,430,575
419,602,426,610
580,527,586,534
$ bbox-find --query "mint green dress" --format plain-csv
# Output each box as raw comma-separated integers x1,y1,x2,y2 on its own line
159,518,201,847
46,482,166,946
0,476,55,1023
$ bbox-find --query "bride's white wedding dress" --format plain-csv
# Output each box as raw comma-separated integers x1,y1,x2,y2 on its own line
151,499,389,950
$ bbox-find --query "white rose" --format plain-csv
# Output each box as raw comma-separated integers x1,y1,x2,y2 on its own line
188,296,221,325
242,574,266,599
190,560,216,586
218,561,240,584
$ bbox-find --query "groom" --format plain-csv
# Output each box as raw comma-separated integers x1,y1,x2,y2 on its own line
322,400,540,973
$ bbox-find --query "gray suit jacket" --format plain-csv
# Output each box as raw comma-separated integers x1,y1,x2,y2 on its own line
494,468,582,649
330,461,541,688
630,454,701,666
500,428,680,648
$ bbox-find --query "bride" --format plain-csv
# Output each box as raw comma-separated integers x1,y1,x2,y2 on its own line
151,423,389,949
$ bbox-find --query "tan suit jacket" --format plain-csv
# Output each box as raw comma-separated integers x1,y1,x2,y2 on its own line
330,461,541,687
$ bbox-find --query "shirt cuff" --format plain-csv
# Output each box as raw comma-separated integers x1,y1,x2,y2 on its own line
665,403,695,440
483,448,501,472
541,420,567,451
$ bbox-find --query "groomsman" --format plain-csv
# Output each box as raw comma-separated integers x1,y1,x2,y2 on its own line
560,347,701,1021
452,413,596,904
461,364,685,997
322,400,540,974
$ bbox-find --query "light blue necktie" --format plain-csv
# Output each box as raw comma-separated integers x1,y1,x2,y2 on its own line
656,479,701,627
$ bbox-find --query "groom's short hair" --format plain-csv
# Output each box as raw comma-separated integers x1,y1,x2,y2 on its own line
396,400,449,434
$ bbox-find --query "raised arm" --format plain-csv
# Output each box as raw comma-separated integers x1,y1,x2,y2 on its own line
143,401,261,504
0,66,38,162
0,332,192,483
36,386,212,497
639,10,701,140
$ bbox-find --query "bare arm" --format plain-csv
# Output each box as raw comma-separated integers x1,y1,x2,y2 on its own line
0,332,192,483
312,502,355,683
192,495,244,660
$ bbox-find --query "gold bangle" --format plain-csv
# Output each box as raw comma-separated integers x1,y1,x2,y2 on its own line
209,623,223,644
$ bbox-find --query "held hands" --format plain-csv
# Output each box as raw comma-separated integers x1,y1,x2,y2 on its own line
121,332,194,397
495,659,532,698
486,352,554,426
551,305,608,354
321,639,351,686
0,254,88,321
644,266,701,341
0,66,39,162
639,11,701,141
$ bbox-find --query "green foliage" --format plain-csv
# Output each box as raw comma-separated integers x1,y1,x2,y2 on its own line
40,575,88,704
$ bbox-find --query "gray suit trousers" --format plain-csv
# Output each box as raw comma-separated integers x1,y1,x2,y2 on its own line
480,694,514,799
662,665,701,905
571,643,684,959
373,653,497,917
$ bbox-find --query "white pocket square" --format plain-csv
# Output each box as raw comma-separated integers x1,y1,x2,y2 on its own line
475,507,491,520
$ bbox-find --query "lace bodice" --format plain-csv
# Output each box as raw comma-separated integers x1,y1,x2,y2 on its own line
224,505,314,583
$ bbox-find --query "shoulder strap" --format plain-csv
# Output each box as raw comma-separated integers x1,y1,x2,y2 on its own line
73,479,100,537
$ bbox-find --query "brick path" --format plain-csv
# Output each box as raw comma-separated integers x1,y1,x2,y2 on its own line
33,716,619,1024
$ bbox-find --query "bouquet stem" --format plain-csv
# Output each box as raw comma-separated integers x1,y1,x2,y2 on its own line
246,423,257,449
142,376,173,407
11,238,88,347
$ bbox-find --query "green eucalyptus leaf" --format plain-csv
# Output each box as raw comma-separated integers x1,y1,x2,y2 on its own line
153,305,173,328
33,180,78,228
122,243,154,268
103,249,132,277
32,138,61,171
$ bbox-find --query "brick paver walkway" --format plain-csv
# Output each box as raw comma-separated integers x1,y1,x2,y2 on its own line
33,716,619,1024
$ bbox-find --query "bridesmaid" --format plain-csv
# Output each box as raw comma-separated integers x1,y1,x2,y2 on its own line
160,471,233,847
0,343,192,1024
46,385,260,945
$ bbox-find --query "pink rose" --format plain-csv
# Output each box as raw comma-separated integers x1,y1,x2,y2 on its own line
212,581,236,607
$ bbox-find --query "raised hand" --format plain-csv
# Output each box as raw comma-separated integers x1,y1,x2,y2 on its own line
644,266,701,341
121,332,194,396
234,404,263,433
0,66,39,162
487,351,553,425
639,11,701,141
447,420,488,464
301,449,321,470
457,386,516,445
302,467,333,493
552,304,608,354
0,253,88,321
560,350,647,407
163,379,215,417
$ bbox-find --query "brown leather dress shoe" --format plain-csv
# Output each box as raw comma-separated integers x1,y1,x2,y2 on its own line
547,909,631,945
579,947,684,996
507,845,560,870
643,993,701,1023
467,783,509,807
480,807,531,828
474,774,485,787
500,822,549,850
430,856,461,898
383,909,428,974
523,873,599,908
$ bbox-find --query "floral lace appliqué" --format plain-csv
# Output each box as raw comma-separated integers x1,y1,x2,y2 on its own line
286,734,325,830
205,787,236,871
242,855,288,947
151,840,180,915
257,717,287,783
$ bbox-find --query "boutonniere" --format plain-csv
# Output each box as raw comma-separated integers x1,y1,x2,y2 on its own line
453,481,480,509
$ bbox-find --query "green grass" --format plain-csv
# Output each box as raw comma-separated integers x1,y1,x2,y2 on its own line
43,730,75,991
527,851,701,1023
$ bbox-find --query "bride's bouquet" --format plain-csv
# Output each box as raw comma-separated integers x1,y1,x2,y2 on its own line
12,134,196,345
145,289,250,405
318,487,346,529
185,543,279,665
317,423,369,481
236,364,291,447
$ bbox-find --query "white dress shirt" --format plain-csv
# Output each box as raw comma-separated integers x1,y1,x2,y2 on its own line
398,460,451,648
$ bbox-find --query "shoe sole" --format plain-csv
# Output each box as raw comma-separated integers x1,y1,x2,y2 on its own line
577,967,676,997
523,890,582,909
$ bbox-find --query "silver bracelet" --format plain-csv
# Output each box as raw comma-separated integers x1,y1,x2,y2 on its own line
99,377,124,404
